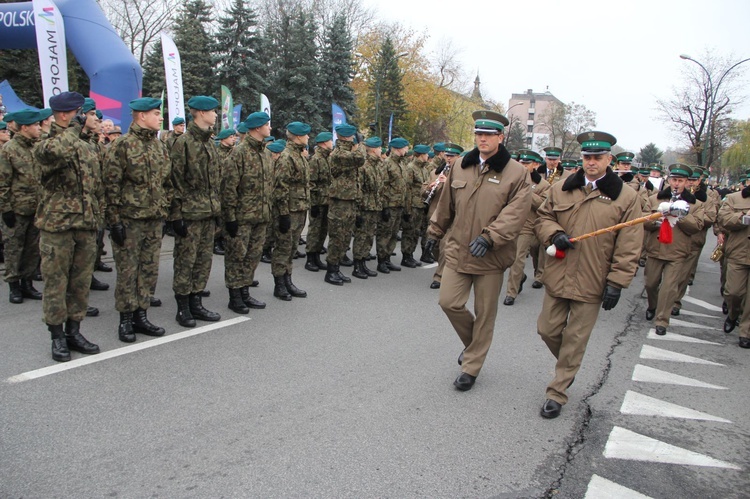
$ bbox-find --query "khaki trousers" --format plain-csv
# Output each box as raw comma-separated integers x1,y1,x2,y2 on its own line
432,238,446,283
438,266,503,377
725,260,750,338
673,249,701,310
537,293,601,405
506,232,536,297
645,257,685,328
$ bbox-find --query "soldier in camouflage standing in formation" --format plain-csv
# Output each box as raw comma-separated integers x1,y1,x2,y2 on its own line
35,91,103,362
220,112,272,314
324,124,365,285
401,144,431,268
376,137,410,274
169,96,222,327
104,97,173,343
161,116,185,150
351,136,384,279
0,109,44,304
305,131,333,273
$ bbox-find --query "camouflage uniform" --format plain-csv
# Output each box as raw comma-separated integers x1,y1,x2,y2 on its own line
160,130,183,151
169,121,221,295
104,123,173,313
272,141,309,277
221,135,273,288
0,133,41,283
353,154,383,260
376,154,409,259
35,121,104,325
401,157,430,257
327,140,365,265
307,146,331,253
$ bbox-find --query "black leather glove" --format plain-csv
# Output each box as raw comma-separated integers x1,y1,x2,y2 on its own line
310,205,320,219
2,211,17,229
602,285,621,311
110,222,126,247
402,212,411,222
381,208,391,222
424,238,438,257
173,219,188,238
225,220,239,238
73,113,88,128
355,215,364,228
279,214,291,234
552,232,574,251
468,235,491,258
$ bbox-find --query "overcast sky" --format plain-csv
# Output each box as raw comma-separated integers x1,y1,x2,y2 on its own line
362,0,750,154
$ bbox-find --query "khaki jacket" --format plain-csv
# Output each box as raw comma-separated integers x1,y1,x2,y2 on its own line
535,169,642,303
717,188,750,265
428,146,531,275
644,187,704,260
521,170,550,235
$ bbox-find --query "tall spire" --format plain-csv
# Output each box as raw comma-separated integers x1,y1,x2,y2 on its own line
471,72,483,102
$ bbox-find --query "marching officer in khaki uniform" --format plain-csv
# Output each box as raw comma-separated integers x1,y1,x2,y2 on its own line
535,131,642,418
643,164,704,335
426,110,531,391
504,149,550,306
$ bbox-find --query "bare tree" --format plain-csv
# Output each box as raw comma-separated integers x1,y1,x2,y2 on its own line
432,37,464,90
538,102,596,158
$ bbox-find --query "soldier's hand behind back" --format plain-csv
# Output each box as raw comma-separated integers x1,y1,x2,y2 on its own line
225,220,239,238
110,222,126,247
173,219,188,238
2,211,17,229
279,214,291,234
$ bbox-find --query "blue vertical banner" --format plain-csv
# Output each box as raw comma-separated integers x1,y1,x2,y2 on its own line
388,112,394,143
331,102,346,144
232,104,242,127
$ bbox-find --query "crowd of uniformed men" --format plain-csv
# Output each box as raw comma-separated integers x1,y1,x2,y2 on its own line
1,94,748,419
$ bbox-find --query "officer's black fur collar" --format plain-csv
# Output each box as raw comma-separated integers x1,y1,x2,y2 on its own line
562,167,624,200
695,184,707,203
657,186,696,204
742,186,750,198
461,144,511,173
620,172,635,183
644,181,654,191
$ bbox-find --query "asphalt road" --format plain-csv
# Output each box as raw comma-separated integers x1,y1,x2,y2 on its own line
1,232,747,498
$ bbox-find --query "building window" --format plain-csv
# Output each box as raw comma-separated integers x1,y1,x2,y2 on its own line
527,125,533,133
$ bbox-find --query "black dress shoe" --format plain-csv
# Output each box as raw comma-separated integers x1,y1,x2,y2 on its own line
739,337,750,349
655,326,667,336
688,278,694,286
724,317,738,334
638,258,646,267
453,372,476,391
646,309,655,320
503,296,515,306
531,280,543,289
90,276,109,291
518,274,527,294
540,399,562,419
671,307,680,316
723,301,729,315
429,281,440,289
95,261,113,272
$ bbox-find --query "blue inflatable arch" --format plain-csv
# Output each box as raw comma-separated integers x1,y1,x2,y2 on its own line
0,0,142,129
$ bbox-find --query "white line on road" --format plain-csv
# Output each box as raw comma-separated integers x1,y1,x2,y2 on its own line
631,365,726,389
585,474,652,499
640,345,723,365
669,318,719,330
646,329,722,345
603,426,741,469
678,309,721,319
620,390,731,423
420,262,438,269
681,296,723,312
5,317,251,384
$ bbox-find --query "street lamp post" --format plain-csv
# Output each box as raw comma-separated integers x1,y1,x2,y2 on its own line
680,53,750,167
356,51,409,139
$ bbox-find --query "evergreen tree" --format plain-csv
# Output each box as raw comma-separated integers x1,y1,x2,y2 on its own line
319,13,358,126
638,142,664,166
214,0,267,113
505,121,527,153
141,39,164,98
173,0,215,99
367,36,407,139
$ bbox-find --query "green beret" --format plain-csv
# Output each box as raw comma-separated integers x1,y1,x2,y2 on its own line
0,121,6,131
172,117,185,126
444,142,464,155
315,132,333,143
381,147,387,154
12,109,42,126
668,163,692,178
428,151,435,158
287,121,311,136
616,151,635,163
2,112,15,123
414,144,430,154
577,130,617,153
48,91,85,112
95,110,103,120
187,96,219,111
263,136,276,142
81,98,97,113
236,123,248,134
472,109,509,133
245,112,270,129
335,124,357,137
432,142,446,152
217,128,236,140
267,141,285,153
543,147,562,158
364,136,382,148
405,150,414,157
129,97,162,112
390,137,409,149
38,108,52,121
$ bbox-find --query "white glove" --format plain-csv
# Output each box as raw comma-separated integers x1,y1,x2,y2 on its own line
657,202,671,215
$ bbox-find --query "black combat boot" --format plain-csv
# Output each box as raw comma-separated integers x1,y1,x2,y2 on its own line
261,247,272,263
340,254,354,267
49,324,71,362
362,259,377,277
118,311,136,343
133,308,166,336
312,252,328,270
385,257,401,271
65,320,100,355
420,248,435,264
284,272,307,297
325,264,344,286
189,293,221,322
228,288,250,314
20,278,42,300
8,281,23,304
401,253,420,268
273,274,292,300
213,237,225,255
377,258,391,274
352,259,368,279
305,253,320,272
336,264,352,283
240,286,266,309
175,294,196,328
150,296,162,307
90,275,109,291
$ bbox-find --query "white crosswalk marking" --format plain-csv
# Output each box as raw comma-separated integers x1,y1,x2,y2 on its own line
620,390,731,423
585,474,652,498
669,318,720,330
681,296,723,312
678,309,721,319
646,329,721,345
631,365,726,389
640,344,723,365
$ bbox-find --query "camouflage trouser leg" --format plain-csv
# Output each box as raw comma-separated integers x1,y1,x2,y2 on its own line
376,207,403,259
112,218,162,313
40,229,96,325
264,208,278,252
386,207,404,256
225,222,268,288
327,199,355,265
401,206,425,255
172,218,215,295
272,211,306,277
306,205,328,253
95,228,105,265
2,214,40,282
353,210,378,260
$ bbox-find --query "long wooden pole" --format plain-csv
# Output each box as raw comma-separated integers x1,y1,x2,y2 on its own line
569,212,663,243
